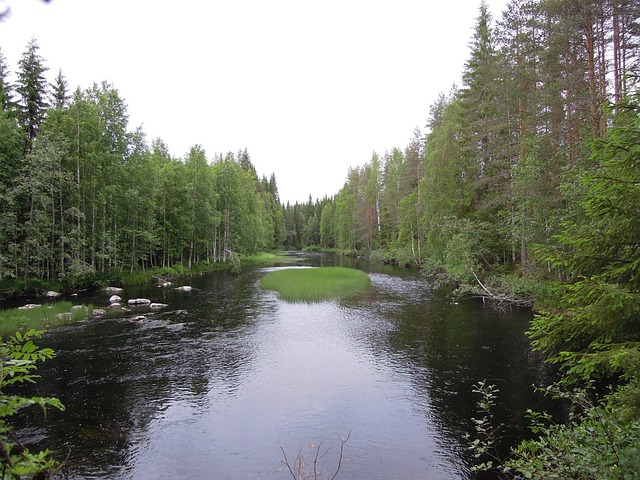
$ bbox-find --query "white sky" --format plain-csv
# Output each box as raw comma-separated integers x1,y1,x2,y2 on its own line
0,0,509,204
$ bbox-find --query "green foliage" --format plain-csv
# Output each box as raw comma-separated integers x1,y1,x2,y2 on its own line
16,38,49,142
369,247,414,268
0,330,64,478
259,267,371,302
241,252,289,265
506,384,640,480
0,302,93,336
464,381,504,474
467,381,640,480
0,42,287,286
530,99,640,383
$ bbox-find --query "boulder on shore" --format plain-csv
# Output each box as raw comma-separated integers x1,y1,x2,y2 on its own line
150,303,169,309
104,286,124,293
45,290,61,298
109,294,122,304
176,286,192,292
128,298,151,306
19,304,41,310
93,308,107,317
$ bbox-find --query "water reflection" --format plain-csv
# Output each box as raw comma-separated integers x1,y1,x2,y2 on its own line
13,254,545,479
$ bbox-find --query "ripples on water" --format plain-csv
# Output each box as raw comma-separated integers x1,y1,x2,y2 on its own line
13,254,544,479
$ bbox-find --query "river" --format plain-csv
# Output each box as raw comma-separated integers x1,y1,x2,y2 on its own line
15,252,547,479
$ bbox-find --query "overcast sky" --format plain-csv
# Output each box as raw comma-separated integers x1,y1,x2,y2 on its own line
0,0,510,204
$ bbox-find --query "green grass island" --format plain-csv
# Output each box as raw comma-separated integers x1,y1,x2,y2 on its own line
259,267,371,302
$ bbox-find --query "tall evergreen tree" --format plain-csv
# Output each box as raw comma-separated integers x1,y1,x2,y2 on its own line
16,38,49,143
51,69,69,110
0,47,15,113
460,0,501,183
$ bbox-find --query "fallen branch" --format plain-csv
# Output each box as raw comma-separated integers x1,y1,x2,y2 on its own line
472,271,494,298
470,271,534,311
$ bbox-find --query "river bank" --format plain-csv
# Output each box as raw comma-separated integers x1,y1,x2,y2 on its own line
0,252,291,304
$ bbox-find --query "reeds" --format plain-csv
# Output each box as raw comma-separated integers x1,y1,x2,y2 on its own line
259,267,370,301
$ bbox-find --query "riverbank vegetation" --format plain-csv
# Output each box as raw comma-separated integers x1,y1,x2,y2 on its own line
0,330,64,478
0,302,93,336
1,0,639,476
260,267,371,301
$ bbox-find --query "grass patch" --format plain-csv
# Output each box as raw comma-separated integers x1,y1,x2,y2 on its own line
241,252,290,265
0,302,93,336
259,267,371,302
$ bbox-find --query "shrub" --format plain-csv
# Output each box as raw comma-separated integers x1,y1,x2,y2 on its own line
0,330,64,478
467,381,640,480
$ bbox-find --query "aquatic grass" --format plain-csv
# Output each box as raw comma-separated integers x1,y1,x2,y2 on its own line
241,252,290,265
0,302,93,336
259,267,371,301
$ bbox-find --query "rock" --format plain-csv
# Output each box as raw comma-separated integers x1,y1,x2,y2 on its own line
71,305,86,311
176,286,192,292
109,294,122,304
45,290,61,298
18,304,41,310
150,303,169,309
128,298,151,306
158,281,172,287
93,308,107,317
104,286,124,293
131,315,146,322
109,302,122,308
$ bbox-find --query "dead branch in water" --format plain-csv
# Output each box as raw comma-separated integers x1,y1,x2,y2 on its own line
281,431,351,480
470,271,534,311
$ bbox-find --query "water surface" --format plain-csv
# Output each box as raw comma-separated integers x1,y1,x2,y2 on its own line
17,253,545,479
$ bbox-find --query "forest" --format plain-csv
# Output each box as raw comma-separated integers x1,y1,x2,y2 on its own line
0,0,639,477
0,40,286,285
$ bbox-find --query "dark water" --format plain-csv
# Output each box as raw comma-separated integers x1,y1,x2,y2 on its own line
14,253,547,479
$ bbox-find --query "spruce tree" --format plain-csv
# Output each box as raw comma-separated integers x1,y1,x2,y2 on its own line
0,47,15,113
51,68,69,109
16,38,49,143
530,98,640,382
